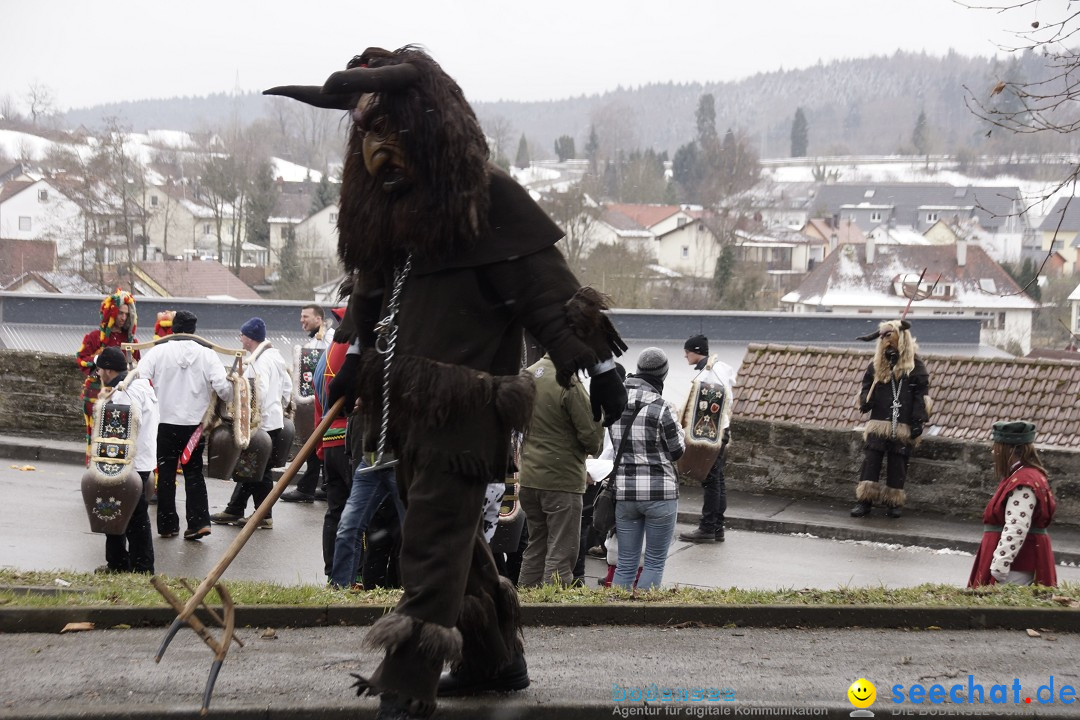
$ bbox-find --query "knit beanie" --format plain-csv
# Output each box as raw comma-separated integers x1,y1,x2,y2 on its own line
95,346,127,371
172,310,197,334
992,421,1037,445
636,347,669,380
684,334,709,355
241,317,267,342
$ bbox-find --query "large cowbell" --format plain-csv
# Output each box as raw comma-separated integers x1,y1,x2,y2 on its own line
81,400,144,534
270,416,295,468
676,362,728,483
291,345,323,445
206,373,254,480
233,429,273,483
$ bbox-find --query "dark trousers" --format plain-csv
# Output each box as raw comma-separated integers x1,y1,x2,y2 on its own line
105,471,154,573
698,454,727,534
367,406,520,712
225,428,281,518
574,483,601,580
320,444,351,576
296,455,322,494
859,437,910,490
156,423,209,534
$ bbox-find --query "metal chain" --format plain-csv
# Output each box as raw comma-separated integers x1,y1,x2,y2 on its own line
889,375,902,439
372,254,413,466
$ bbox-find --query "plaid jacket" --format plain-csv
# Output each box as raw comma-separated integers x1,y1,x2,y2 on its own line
610,377,686,501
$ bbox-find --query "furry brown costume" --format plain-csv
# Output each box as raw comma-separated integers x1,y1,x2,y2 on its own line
852,319,931,517
266,46,628,720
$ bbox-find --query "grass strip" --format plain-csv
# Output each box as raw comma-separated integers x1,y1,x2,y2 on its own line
1,569,1077,609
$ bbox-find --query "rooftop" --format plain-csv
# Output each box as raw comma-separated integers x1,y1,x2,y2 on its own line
736,343,1080,450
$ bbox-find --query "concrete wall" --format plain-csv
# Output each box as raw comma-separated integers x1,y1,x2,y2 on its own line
727,417,1080,524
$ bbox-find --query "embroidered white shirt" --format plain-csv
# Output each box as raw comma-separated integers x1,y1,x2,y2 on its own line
991,485,1036,582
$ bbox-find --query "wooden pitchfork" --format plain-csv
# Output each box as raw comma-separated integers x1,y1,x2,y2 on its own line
151,397,345,715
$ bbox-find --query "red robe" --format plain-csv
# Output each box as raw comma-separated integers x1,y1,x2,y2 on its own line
968,465,1057,587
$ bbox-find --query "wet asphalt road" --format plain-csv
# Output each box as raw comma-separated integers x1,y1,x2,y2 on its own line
5,459,1080,590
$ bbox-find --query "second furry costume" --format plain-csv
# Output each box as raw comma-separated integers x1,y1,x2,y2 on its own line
851,319,931,518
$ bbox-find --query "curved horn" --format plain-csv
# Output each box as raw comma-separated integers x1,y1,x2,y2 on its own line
322,63,420,95
898,319,912,331
856,331,881,342
262,85,355,111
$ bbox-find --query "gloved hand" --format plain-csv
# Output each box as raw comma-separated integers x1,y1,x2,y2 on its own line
722,427,731,445
910,422,923,440
590,369,627,427
327,352,360,413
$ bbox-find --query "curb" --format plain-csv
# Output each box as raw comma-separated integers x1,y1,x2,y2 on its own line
3,603,1080,634
0,439,84,466
677,511,1080,567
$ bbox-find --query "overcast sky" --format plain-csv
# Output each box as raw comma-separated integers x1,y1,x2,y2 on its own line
0,0,1051,112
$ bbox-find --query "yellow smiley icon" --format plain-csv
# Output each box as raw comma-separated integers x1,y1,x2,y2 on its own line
848,678,876,709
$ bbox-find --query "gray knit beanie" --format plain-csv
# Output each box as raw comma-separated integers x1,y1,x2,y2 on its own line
636,347,669,380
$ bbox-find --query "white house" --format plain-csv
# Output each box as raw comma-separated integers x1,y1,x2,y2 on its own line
1070,280,1080,337
0,179,83,266
291,203,341,284
781,238,1039,354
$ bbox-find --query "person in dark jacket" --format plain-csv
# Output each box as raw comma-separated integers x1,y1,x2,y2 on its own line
266,46,628,720
851,319,931,519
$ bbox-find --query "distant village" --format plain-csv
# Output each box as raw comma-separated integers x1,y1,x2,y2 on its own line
1,124,1080,358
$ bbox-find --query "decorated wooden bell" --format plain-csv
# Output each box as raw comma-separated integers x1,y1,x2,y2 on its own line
233,429,272,483
676,357,731,483
81,400,145,534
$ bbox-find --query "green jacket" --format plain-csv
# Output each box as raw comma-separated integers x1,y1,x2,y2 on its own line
518,355,604,494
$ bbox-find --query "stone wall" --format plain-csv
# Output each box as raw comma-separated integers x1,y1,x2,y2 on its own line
0,351,87,437
2,350,1077,524
727,418,1080,524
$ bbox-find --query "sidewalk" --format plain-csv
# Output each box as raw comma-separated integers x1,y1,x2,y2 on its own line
4,432,1079,565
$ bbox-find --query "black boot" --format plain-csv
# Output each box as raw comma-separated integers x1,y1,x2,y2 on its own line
885,506,902,519
437,652,530,696
850,501,872,518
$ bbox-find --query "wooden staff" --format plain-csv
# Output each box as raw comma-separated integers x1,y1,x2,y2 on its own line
152,397,345,714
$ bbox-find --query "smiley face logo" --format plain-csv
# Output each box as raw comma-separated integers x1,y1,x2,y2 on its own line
847,678,876,708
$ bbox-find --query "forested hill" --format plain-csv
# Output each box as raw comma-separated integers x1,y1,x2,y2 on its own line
60,50,1046,161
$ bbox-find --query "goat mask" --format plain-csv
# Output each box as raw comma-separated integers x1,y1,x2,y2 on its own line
264,46,491,274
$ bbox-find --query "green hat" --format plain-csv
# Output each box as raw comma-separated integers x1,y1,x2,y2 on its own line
992,421,1037,445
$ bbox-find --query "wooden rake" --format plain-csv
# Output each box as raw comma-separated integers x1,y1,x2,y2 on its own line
151,397,345,715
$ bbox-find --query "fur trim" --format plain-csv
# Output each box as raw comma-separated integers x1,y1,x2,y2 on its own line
871,320,917,383
494,372,536,433
923,394,933,419
560,286,628,387
495,575,524,658
418,620,464,667
855,480,883,503
360,352,535,432
864,419,912,444
882,486,907,508
365,612,463,667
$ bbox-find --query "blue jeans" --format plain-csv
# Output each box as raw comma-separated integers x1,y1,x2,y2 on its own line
612,498,678,591
328,458,405,588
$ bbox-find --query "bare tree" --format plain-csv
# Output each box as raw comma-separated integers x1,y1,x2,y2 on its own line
478,114,514,168
25,82,55,126
539,187,599,276
960,1,1080,303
